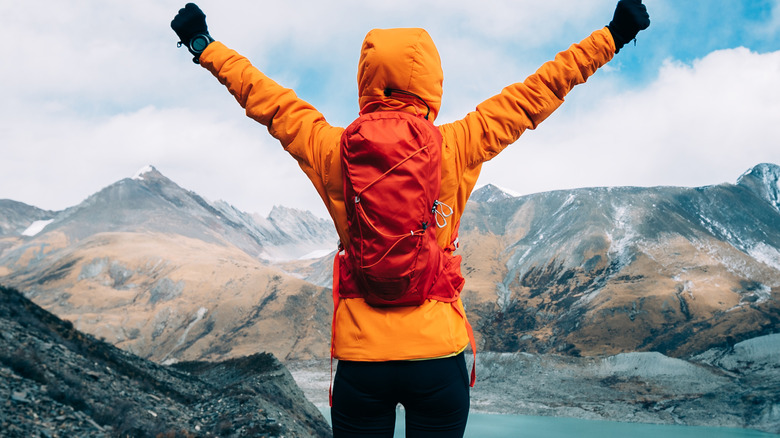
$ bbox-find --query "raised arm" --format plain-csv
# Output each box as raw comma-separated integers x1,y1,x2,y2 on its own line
440,0,650,167
170,4,343,182
198,44,342,156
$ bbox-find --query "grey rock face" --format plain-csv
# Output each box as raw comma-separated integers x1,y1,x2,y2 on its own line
0,199,55,237
0,285,332,437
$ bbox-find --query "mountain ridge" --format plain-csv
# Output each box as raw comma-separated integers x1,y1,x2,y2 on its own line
0,163,778,363
0,200,56,237
737,162,780,212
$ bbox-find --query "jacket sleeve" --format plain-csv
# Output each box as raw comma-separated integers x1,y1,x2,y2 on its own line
198,42,345,225
439,27,616,168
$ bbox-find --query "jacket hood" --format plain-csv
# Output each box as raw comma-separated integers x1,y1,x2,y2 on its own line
357,28,443,121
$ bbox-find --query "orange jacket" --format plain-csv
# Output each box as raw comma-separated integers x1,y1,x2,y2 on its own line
200,27,615,361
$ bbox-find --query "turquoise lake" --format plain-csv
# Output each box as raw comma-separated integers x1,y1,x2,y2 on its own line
319,408,777,437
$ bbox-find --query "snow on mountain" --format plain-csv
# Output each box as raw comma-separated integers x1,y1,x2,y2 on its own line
469,183,519,203
1,163,778,366
2,163,779,434
737,162,780,213
11,166,334,262
132,164,156,180
464,164,780,357
0,166,337,365
21,219,54,237
0,200,56,237
211,201,337,261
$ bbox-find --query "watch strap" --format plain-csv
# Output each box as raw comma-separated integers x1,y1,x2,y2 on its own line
187,33,214,64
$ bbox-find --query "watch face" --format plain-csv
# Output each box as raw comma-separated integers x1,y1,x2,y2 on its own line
191,36,208,52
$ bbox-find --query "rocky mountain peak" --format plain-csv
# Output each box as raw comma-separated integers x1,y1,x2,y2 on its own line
78,164,184,211
131,164,165,182
737,162,780,212
47,165,221,242
269,205,335,237
0,200,55,237
263,205,337,260
3,163,778,365
469,183,519,204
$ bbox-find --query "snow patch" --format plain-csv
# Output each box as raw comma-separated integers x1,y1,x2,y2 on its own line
494,184,521,198
473,183,521,201
751,283,772,305
161,307,208,364
606,204,638,271
747,242,780,272
22,219,54,236
299,249,334,260
552,193,577,216
574,289,602,308
132,165,155,180
737,163,780,212
698,214,736,242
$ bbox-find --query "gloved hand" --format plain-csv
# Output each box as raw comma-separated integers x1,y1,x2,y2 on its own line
171,3,212,63
607,0,650,53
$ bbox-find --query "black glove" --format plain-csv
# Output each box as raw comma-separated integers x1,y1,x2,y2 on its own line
171,3,212,63
607,0,650,53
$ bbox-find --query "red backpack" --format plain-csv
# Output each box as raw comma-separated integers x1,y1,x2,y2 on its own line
335,109,462,306
328,108,476,407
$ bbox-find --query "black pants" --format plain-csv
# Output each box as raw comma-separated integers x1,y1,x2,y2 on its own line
331,353,470,437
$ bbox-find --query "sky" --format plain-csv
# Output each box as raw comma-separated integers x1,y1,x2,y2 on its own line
2,1,780,219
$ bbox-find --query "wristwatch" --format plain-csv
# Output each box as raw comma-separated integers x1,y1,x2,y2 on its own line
188,33,214,64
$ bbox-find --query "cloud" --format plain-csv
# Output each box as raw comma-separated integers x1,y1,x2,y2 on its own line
3,0,779,221
480,47,780,194
1,100,305,216
761,0,780,37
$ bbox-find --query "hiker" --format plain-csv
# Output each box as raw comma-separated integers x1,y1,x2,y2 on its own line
171,2,649,436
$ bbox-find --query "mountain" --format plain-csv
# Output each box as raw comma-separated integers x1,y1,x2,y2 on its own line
1,166,337,260
0,284,331,437
0,200,55,237
462,163,780,357
0,166,336,363
469,183,519,204
22,165,336,259
737,162,780,212
0,164,778,367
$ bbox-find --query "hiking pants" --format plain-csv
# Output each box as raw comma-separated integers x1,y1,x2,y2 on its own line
331,352,470,437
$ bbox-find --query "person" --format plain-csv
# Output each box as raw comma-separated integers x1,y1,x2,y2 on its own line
171,2,650,437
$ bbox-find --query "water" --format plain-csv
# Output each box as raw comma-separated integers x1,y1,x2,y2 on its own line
319,408,777,437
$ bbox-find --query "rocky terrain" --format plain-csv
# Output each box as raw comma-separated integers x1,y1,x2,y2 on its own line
474,335,780,434
0,284,331,437
1,163,779,435
460,163,780,358
290,334,780,434
0,200,56,237
1,164,778,366
0,166,336,363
